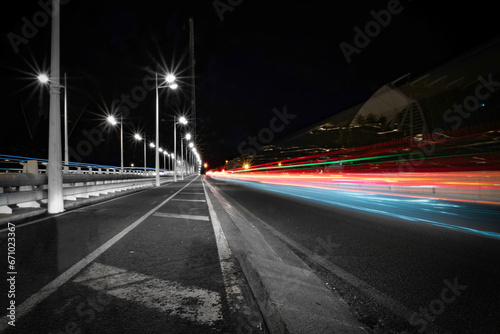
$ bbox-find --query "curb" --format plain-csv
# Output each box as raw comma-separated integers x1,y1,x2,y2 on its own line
204,178,367,334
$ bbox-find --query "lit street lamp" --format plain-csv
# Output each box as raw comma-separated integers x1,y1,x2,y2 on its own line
107,115,124,171
38,72,69,172
170,153,174,174
155,73,178,187
134,133,147,172
183,133,192,176
37,74,49,83
188,141,194,174
174,116,187,181
161,149,168,173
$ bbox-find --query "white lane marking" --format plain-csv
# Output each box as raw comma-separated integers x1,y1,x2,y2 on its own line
0,176,199,332
153,212,209,221
181,192,205,195
73,262,222,326
171,199,206,202
202,179,246,310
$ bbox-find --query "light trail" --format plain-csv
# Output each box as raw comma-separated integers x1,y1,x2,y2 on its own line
207,129,500,239
209,176,500,240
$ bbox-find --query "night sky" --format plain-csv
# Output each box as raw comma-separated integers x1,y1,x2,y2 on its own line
1,0,498,168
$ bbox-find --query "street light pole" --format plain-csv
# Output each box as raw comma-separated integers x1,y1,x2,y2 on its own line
174,120,177,182
106,115,123,172
155,73,160,187
157,73,178,184
188,142,194,174
170,153,174,174
120,115,123,172
184,133,191,177
181,137,184,180
143,137,146,173
40,72,68,172
134,133,146,173
173,116,187,182
162,151,166,173
63,72,68,173
47,0,64,213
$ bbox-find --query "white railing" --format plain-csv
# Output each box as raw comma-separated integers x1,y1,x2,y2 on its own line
0,159,175,215
0,155,173,176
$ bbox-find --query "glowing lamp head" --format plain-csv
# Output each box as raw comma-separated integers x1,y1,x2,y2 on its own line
134,134,142,141
165,74,176,84
179,116,187,125
243,164,250,169
107,115,118,126
37,74,49,83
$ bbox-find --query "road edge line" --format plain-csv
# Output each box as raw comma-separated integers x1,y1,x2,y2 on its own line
203,177,269,333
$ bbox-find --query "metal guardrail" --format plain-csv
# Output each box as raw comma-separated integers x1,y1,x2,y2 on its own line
0,154,169,175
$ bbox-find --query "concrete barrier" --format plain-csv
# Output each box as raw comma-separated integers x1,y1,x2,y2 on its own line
0,173,160,215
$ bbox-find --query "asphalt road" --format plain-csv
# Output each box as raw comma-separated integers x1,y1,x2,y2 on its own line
0,176,267,334
206,176,500,334
2,173,499,334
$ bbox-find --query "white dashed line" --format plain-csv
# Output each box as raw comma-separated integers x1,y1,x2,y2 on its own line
153,212,209,221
